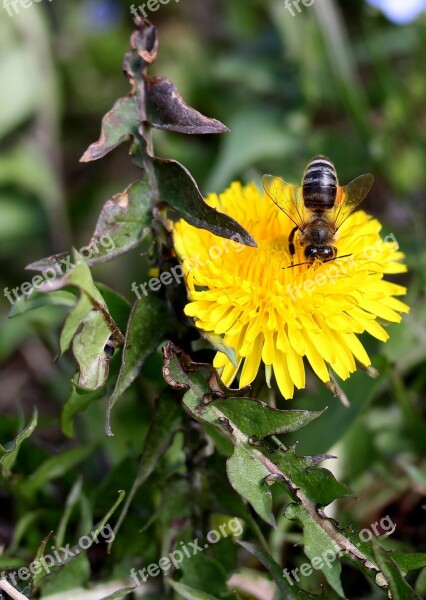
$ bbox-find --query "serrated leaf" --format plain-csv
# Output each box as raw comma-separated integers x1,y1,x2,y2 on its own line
168,580,220,600
146,76,229,134
239,541,326,600
212,398,323,440
162,344,377,595
227,444,275,527
163,346,275,524
372,540,421,600
80,96,140,162
274,446,351,507
0,407,38,477
106,295,171,436
285,504,344,597
162,344,346,527
154,158,256,247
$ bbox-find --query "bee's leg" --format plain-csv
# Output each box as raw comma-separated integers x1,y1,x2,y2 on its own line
288,226,298,258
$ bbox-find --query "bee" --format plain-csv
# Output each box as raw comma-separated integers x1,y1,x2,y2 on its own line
262,156,374,264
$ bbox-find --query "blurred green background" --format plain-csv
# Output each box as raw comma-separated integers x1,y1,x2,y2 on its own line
0,0,425,597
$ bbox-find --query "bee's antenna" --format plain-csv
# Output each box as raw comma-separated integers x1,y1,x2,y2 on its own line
284,253,352,270
285,260,310,269
331,254,352,261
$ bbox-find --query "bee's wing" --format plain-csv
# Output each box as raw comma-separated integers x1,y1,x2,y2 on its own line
262,174,305,229
333,173,374,231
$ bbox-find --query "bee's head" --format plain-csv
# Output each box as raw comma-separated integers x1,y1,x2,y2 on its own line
305,246,336,262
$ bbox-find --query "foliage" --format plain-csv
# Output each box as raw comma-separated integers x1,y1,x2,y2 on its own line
1,3,426,600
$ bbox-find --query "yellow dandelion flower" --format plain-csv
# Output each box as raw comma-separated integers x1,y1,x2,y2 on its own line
172,181,409,399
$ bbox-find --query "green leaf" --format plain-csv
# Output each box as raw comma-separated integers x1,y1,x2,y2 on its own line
200,331,238,367
230,444,275,527
227,444,274,527
80,96,140,162
285,504,344,597
72,309,114,389
97,587,136,600
392,553,426,576
95,284,131,334
274,446,351,507
53,252,112,352
0,407,38,477
61,380,104,438
8,510,46,555
179,551,229,598
154,158,256,247
239,541,326,600
106,295,172,435
34,491,125,586
168,580,220,600
162,345,274,524
40,552,90,597
21,445,94,497
112,389,183,540
372,540,421,600
415,568,426,598
55,477,84,548
212,398,323,440
8,290,76,318
33,251,123,390
163,344,377,596
162,344,348,526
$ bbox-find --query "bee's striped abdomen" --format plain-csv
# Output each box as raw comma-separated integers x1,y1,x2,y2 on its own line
302,155,337,209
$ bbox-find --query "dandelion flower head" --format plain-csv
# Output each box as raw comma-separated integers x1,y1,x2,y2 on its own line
172,181,409,399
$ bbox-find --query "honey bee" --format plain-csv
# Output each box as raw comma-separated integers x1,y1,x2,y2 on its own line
262,156,374,264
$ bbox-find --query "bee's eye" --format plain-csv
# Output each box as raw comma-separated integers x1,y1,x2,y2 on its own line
305,247,318,259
